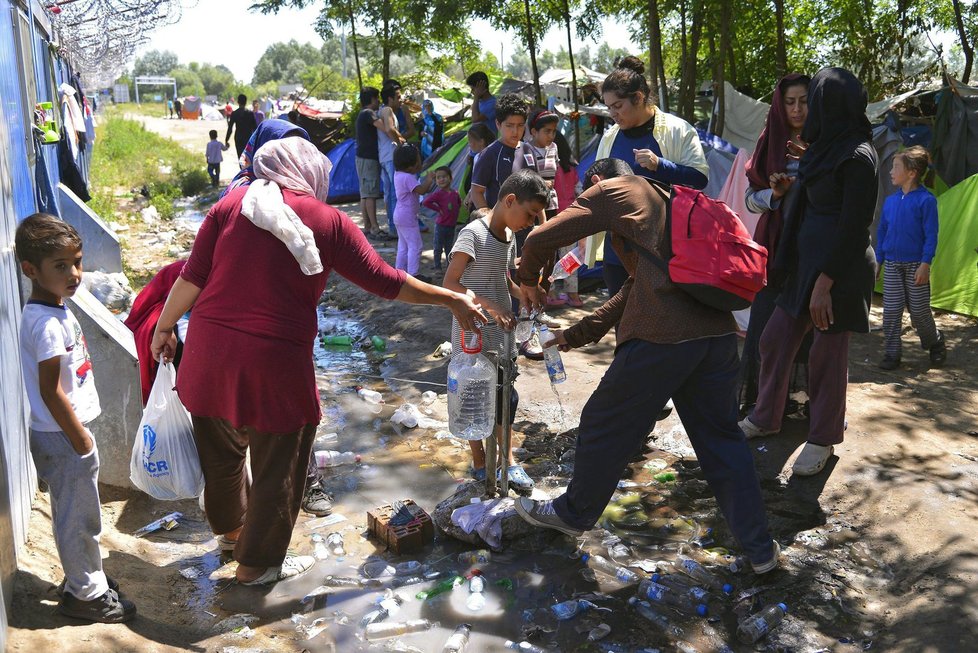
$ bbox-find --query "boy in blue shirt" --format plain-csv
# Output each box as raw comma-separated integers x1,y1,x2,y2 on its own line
470,93,528,211
876,146,946,369
15,214,136,623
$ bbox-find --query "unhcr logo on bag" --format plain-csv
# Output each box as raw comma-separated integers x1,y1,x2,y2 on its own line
142,424,171,476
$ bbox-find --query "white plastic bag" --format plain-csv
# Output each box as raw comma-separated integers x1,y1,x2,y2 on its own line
130,362,204,500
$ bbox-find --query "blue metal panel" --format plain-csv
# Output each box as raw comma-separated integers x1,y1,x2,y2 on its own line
0,3,35,220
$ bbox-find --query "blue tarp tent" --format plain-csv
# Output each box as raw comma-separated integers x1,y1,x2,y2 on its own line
326,139,359,204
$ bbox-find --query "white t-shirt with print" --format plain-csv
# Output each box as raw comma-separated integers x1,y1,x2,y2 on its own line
19,301,101,431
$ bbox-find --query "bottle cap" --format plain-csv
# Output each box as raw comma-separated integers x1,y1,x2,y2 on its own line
695,604,708,617
580,553,590,562
722,583,734,594
651,573,662,582
777,602,788,613
354,454,362,463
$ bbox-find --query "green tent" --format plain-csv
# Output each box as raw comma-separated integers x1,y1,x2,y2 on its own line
930,173,978,316
421,125,473,224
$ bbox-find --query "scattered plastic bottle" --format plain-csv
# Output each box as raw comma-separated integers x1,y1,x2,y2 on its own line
364,619,436,641
458,550,491,566
441,623,472,652
313,432,339,449
549,247,583,282
551,598,598,620
357,386,383,403
362,559,396,578
359,606,390,629
314,450,361,468
390,569,451,588
637,579,709,617
326,532,346,557
321,575,383,589
537,325,567,384
584,554,641,584
628,597,684,636
416,575,464,600
504,640,549,653
311,533,329,560
322,334,353,346
674,555,734,594
370,335,387,352
737,602,788,643
447,330,496,440
394,561,424,577
466,574,486,611
588,623,612,641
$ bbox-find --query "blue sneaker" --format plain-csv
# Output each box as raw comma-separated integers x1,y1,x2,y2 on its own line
470,467,487,481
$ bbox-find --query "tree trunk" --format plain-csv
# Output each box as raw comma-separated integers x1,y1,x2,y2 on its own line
524,0,542,105
679,0,703,123
714,0,730,136
678,0,689,117
952,0,974,83
563,0,581,158
346,2,363,90
774,0,786,79
647,0,668,111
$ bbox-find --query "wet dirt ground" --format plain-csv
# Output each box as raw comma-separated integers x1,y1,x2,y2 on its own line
8,117,978,651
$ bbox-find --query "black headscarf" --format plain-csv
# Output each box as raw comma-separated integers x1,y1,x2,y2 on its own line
798,67,872,184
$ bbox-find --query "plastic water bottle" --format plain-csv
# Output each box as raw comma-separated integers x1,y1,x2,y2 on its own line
549,248,583,282
551,598,596,620
514,308,536,343
362,559,395,578
537,325,566,384
649,573,721,615
416,575,464,600
321,575,382,589
628,597,683,636
326,532,346,556
441,623,472,652
457,549,491,566
314,450,361,468
466,574,486,611
504,641,549,653
364,618,436,641
394,561,424,576
584,554,641,584
322,334,353,346
737,603,788,643
447,331,496,441
638,579,708,617
674,555,734,594
310,533,329,560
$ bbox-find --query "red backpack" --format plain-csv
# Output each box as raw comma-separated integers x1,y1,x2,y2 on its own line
634,181,768,312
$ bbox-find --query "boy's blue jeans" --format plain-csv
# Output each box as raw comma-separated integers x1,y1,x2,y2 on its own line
433,224,456,268
30,428,109,600
380,160,397,235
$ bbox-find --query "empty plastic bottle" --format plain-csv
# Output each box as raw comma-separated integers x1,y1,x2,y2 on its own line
447,330,496,441
737,603,788,643
357,386,384,402
362,559,396,578
394,561,424,576
457,549,491,566
504,641,549,653
637,579,708,617
628,597,683,637
416,575,464,600
311,533,329,560
466,574,486,611
364,619,436,641
322,334,353,346
548,248,583,282
584,554,641,584
370,336,387,351
537,325,566,384
588,623,612,641
359,606,389,628
391,569,451,588
321,575,383,589
314,450,361,468
551,598,597,620
326,532,346,556
673,555,734,594
441,623,472,652
313,432,339,449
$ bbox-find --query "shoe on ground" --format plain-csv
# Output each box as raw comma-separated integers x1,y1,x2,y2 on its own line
515,498,585,537
56,575,120,598
239,555,315,586
930,331,947,367
791,442,834,476
500,464,534,490
519,338,544,361
302,483,334,516
738,416,778,439
878,356,901,370
470,466,487,482
751,540,781,574
545,295,566,307
58,588,136,623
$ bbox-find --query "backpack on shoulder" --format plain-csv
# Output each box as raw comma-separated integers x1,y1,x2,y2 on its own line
634,180,768,312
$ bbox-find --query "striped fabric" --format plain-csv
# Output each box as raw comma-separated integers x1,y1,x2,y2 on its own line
882,261,940,359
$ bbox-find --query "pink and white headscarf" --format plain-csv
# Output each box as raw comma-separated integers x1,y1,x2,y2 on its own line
240,138,333,275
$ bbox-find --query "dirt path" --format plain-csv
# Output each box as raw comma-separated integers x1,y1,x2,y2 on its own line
7,116,978,651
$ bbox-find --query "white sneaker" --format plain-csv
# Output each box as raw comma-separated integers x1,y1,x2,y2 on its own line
791,442,834,476
751,540,781,574
738,416,778,439
240,555,315,586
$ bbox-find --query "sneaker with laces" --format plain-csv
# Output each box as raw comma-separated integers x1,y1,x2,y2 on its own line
239,555,315,586
302,483,334,516
58,588,136,623
929,331,947,367
738,416,778,439
514,498,585,537
751,540,781,574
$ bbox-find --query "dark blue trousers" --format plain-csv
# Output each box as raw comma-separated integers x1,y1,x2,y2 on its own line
554,335,774,563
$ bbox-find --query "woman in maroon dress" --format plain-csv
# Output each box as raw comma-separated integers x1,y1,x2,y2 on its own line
152,138,484,585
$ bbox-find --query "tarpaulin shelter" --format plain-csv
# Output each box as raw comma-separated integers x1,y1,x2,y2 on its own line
718,82,769,152
179,96,201,120
325,139,360,204
930,173,978,316
932,79,978,187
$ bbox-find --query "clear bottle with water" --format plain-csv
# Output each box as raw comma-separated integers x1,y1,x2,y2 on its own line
364,618,436,641
504,641,549,653
466,574,486,611
514,308,536,343
628,597,683,636
537,325,566,384
584,553,641,584
441,623,472,652
447,330,496,441
314,450,361,468
326,532,346,556
737,602,788,643
674,554,734,594
549,248,583,282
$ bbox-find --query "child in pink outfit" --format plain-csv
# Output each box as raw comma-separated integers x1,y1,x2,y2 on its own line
422,166,462,270
392,144,436,280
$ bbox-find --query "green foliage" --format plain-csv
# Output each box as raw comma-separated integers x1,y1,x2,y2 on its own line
169,66,205,98
134,50,179,78
253,39,325,85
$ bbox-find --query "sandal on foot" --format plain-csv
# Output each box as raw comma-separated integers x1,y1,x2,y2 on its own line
239,555,316,586
500,464,534,490
791,442,834,476
738,416,778,439
470,466,487,482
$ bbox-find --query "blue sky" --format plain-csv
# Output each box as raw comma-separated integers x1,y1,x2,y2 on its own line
140,0,638,82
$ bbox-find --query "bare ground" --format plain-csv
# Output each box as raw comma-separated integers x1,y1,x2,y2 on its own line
7,114,978,652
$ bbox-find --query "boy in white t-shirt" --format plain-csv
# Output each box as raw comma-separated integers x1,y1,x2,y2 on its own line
15,213,136,624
